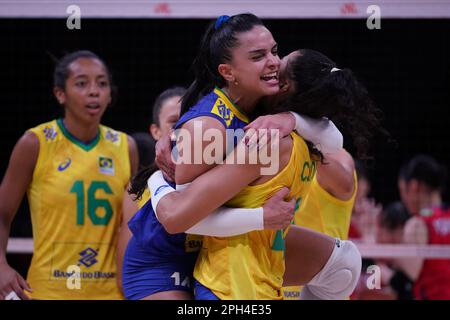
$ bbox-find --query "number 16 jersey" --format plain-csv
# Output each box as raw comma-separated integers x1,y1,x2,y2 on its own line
26,119,130,299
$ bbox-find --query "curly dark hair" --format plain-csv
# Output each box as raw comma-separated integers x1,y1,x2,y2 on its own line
275,49,388,160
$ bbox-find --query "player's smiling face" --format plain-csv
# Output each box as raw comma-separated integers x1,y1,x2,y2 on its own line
54,57,112,125
225,25,281,98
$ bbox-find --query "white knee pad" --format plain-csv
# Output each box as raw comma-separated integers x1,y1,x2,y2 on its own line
301,239,362,300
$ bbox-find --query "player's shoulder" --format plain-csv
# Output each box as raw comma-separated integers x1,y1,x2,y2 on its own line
176,90,225,128
27,119,59,140
180,115,225,132
99,124,127,145
14,130,40,155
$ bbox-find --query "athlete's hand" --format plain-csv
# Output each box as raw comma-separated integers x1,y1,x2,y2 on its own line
155,131,175,183
0,262,32,300
244,112,295,139
262,187,296,230
353,197,382,244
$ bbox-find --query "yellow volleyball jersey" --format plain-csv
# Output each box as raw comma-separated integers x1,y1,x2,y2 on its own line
282,171,357,300
137,188,151,209
194,133,316,300
26,119,130,299
295,170,357,239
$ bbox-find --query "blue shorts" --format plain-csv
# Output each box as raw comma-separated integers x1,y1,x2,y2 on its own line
194,280,220,300
122,235,196,300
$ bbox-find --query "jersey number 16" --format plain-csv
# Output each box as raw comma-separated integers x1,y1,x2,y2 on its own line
70,180,113,226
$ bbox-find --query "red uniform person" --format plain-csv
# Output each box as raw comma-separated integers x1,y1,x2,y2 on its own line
413,206,450,299
397,155,450,299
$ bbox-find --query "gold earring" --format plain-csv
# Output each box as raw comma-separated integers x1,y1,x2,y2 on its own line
234,79,238,86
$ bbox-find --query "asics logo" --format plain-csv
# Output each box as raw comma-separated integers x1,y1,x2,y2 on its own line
154,184,170,196
58,158,72,171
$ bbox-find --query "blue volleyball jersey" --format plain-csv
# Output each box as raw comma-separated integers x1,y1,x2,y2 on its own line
128,195,202,260
128,87,249,260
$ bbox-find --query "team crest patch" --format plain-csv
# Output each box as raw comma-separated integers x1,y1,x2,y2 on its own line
43,125,57,141
211,99,233,126
98,156,114,175
217,99,231,120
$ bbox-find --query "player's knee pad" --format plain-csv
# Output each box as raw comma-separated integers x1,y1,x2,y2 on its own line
304,239,362,300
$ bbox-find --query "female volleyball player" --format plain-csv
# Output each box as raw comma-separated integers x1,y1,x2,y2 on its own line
116,87,185,293
396,155,450,299
122,13,338,300
125,14,365,300
148,37,384,299
0,50,138,300
281,148,357,299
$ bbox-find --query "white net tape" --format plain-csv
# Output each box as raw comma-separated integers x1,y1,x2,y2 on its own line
7,238,450,258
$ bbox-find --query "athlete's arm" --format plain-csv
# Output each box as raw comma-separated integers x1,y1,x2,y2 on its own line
174,116,228,185
127,135,139,177
116,188,139,293
186,188,293,236
393,217,428,281
156,117,294,234
244,112,343,153
290,113,343,153
316,149,356,201
148,172,293,236
0,131,38,300
155,131,175,182
156,112,342,183
115,135,139,292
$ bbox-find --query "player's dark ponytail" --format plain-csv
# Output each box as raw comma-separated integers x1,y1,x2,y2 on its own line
180,22,217,116
128,163,159,200
130,14,267,199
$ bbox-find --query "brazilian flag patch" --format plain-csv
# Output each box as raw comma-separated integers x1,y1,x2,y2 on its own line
99,156,114,175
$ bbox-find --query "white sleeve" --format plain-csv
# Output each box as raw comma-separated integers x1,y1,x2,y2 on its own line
147,170,176,222
147,171,264,236
186,206,264,236
290,112,343,153
176,184,264,236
